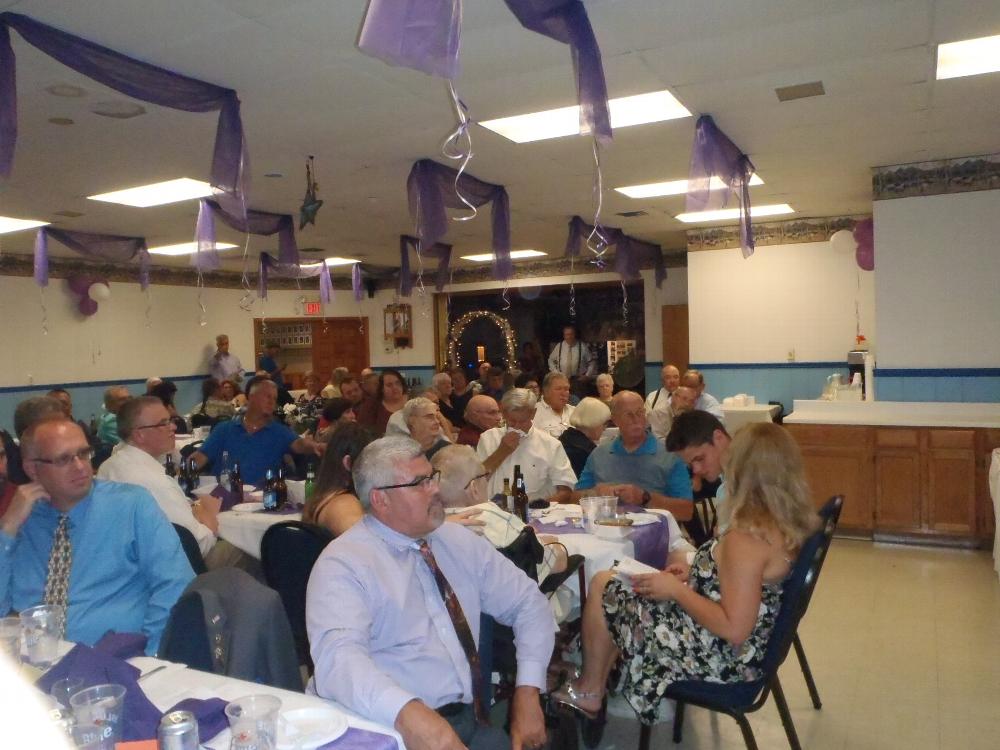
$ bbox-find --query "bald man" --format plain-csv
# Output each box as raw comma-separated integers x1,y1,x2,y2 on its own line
645,364,681,440
457,395,502,448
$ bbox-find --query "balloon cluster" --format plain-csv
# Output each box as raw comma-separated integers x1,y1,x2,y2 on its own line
67,274,112,316
829,218,875,271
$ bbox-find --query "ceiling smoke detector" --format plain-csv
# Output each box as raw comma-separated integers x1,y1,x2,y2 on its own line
775,81,825,102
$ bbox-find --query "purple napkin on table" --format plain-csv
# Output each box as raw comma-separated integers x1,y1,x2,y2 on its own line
35,644,162,741
94,630,148,659
319,727,399,750
212,485,240,511
167,697,229,741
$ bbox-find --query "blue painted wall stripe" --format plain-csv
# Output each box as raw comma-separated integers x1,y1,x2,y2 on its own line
875,367,1000,377
0,374,206,395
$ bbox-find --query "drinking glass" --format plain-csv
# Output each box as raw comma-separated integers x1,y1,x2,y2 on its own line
0,616,21,665
51,676,85,708
69,683,127,750
225,694,282,750
19,604,64,668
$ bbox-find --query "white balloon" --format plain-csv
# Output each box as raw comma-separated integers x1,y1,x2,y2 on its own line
829,229,856,254
88,282,112,301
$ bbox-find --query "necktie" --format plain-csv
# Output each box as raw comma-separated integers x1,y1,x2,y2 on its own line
44,514,72,631
417,539,489,725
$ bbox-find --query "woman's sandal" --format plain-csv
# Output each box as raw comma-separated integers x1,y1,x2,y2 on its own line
550,681,605,721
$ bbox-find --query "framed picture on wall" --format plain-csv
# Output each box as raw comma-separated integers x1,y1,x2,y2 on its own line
384,303,412,348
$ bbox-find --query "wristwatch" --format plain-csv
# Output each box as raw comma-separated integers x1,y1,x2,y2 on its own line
640,490,651,507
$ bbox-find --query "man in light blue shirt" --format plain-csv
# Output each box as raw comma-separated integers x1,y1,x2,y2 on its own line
0,418,193,655
307,436,554,750
681,369,724,419
573,391,693,521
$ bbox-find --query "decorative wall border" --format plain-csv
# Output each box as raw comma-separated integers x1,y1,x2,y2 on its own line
872,153,1000,201
686,215,868,252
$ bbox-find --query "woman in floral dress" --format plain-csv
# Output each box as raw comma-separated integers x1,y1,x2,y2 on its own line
553,422,818,724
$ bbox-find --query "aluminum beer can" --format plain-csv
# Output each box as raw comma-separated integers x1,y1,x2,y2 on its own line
158,710,199,750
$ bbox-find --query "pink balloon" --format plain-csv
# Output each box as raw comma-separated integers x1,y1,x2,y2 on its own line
854,218,874,271
78,296,99,316
68,273,94,296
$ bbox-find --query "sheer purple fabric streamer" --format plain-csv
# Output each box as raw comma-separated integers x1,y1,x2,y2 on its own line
194,199,298,272
358,0,461,80
352,262,363,302
686,115,756,258
398,235,451,296
257,253,332,303
565,216,665,287
853,217,874,271
0,13,248,207
503,0,611,143
33,227,150,290
407,159,511,280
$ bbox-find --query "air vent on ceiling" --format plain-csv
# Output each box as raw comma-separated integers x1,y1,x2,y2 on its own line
616,210,648,218
54,210,84,218
91,100,146,119
775,81,825,102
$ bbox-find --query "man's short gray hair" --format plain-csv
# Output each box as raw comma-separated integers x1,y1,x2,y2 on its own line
401,397,437,427
542,372,569,390
570,397,611,430
610,390,644,413
431,372,452,389
248,378,277,396
501,388,537,412
118,396,161,441
431,444,481,508
352,436,425,511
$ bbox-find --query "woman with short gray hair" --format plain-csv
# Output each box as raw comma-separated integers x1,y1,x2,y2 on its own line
401,397,451,459
560,397,610,476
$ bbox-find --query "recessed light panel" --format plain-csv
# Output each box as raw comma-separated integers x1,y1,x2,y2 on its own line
323,257,360,266
88,178,214,208
460,249,547,262
148,241,237,256
479,90,690,143
616,174,764,199
674,203,794,223
0,216,49,234
937,34,1000,79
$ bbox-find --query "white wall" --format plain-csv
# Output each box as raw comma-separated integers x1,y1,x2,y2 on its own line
687,241,875,363
874,190,1000,369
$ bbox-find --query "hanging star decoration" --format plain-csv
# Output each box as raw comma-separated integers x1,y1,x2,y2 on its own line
299,155,323,230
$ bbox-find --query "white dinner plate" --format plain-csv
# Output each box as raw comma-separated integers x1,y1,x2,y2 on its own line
230,502,265,513
277,706,349,749
624,512,661,526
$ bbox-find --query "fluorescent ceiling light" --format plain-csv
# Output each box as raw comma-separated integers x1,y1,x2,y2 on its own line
937,34,1000,80
323,257,360,266
148,241,237,256
674,203,795,223
616,174,764,199
479,90,690,143
88,178,214,207
0,216,49,234
460,249,547,262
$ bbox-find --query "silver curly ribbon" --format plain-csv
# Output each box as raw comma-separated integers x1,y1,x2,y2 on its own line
443,82,478,223
568,256,577,319
501,280,511,311
144,287,153,328
238,228,254,313
620,279,629,323
586,139,610,268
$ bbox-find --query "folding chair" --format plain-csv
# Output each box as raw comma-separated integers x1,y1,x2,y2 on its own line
172,523,207,576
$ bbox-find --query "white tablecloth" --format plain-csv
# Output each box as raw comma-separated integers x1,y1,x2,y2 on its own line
990,448,1000,580
218,510,303,558
722,403,781,433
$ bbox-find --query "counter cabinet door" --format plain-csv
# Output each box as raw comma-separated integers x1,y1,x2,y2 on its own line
925,429,977,535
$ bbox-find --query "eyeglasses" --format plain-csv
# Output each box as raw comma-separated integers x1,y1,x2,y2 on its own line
464,472,489,490
31,447,94,468
134,419,173,430
375,470,441,491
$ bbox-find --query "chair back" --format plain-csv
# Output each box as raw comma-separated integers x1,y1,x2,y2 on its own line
497,526,545,583
796,496,843,616
172,524,208,575
260,521,334,668
178,440,204,460
159,590,213,671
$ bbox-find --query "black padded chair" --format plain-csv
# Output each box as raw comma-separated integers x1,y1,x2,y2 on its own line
791,495,844,709
637,511,837,750
172,523,207,575
260,521,334,673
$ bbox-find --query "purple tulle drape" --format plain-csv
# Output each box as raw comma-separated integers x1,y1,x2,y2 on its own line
398,235,451,296
407,159,511,280
33,227,150,289
687,115,756,258
565,216,665,287
352,262,363,302
194,199,298,272
503,0,611,143
0,13,248,207
358,0,461,80
257,253,332,304
853,217,874,271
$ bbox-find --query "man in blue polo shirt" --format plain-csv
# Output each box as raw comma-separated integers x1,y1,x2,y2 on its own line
572,390,693,521
192,378,324,485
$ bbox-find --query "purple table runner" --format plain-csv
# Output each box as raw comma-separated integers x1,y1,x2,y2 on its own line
319,727,398,750
531,505,669,570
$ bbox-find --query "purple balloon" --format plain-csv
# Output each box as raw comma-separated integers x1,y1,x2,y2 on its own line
854,218,874,271
67,273,93,296
78,296,98,316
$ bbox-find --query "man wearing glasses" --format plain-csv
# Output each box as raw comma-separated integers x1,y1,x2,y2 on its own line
97,397,254,572
0,416,193,655
307,436,554,750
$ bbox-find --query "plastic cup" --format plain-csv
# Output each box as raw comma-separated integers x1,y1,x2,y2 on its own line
0,616,21,665
19,604,64,667
580,496,616,533
225,694,282,750
51,677,85,708
69,684,127,750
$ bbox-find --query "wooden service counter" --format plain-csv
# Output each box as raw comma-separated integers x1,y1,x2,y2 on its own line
784,400,1000,548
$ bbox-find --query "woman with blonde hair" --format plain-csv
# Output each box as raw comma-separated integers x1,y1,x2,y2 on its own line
553,421,818,724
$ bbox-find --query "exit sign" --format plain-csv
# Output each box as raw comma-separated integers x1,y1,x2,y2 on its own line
303,301,322,316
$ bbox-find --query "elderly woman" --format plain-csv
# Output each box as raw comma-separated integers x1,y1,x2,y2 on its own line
356,368,408,435
393,397,451,459
559,397,611,476
296,371,326,423
553,422,819,724
430,371,464,428
302,422,376,536
596,373,615,406
190,377,236,422
321,366,351,399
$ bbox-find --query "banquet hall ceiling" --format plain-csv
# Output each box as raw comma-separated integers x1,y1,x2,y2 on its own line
0,0,998,273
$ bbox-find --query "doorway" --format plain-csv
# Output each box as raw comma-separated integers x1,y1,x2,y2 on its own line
253,317,370,389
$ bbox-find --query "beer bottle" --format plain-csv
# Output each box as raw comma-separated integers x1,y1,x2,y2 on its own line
304,463,316,502
262,469,278,511
513,464,529,523
274,467,288,509
164,453,177,478
501,478,513,513
229,461,244,505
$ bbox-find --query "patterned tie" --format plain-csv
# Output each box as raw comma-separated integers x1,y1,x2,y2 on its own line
43,514,72,631
417,539,489,726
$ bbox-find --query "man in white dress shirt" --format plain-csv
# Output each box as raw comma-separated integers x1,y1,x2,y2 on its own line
531,373,575,438
547,326,595,389
97,396,250,571
681,369,724,419
477,389,577,504
644,364,680,440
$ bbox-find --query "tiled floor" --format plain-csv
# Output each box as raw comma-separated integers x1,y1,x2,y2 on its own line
579,539,1000,749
